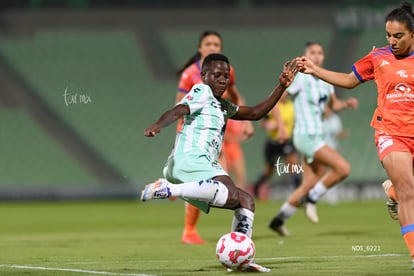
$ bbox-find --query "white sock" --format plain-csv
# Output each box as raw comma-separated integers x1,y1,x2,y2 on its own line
231,208,254,238
169,179,228,206
277,202,297,220
308,181,328,202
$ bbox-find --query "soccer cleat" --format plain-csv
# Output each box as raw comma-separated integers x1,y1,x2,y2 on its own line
305,202,319,224
181,231,207,245
140,178,171,201
385,199,399,220
241,262,271,273
382,179,399,220
269,217,290,237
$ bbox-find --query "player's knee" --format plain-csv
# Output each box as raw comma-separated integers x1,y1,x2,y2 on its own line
224,185,241,208
336,161,350,179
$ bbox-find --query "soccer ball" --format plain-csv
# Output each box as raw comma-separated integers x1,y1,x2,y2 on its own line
215,232,255,270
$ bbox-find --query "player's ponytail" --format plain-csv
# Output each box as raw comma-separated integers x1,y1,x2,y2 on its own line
176,30,222,76
386,2,414,31
176,52,201,76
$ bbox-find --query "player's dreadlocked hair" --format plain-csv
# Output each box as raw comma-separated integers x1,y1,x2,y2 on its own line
386,2,414,31
201,53,229,73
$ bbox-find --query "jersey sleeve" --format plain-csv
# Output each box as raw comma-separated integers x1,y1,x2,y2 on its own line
178,68,194,93
286,72,303,95
177,84,209,114
352,51,374,82
222,98,239,119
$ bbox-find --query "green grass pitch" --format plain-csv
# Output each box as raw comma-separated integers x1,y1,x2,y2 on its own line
0,199,412,275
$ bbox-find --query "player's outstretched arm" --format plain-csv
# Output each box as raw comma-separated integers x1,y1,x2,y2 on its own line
144,104,190,137
232,59,297,121
329,93,359,112
296,56,360,89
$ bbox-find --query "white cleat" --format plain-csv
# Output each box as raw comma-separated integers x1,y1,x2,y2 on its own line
140,178,171,202
241,262,271,273
305,202,319,224
382,180,399,220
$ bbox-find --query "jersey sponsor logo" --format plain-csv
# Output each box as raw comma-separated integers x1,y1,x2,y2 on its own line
385,82,414,103
395,83,412,93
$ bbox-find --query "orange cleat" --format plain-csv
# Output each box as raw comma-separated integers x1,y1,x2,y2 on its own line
181,231,207,245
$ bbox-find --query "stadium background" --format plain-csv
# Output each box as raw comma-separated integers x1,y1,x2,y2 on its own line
0,0,399,201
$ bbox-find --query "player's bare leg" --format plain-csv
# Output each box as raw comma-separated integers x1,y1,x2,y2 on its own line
253,163,274,199
269,158,324,235
382,152,414,269
301,146,350,222
182,203,207,244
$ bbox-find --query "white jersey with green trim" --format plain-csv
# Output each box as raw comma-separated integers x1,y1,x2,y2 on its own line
287,73,334,135
172,83,239,161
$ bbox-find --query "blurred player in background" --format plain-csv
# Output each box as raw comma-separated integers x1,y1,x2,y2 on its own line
175,30,253,244
297,3,414,269
269,41,358,236
222,119,250,190
252,93,301,200
322,106,349,203
142,53,298,272
323,106,348,151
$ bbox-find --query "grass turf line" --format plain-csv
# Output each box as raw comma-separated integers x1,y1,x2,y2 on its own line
0,199,411,275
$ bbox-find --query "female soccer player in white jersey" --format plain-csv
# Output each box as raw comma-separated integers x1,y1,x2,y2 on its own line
141,53,298,272
268,42,358,236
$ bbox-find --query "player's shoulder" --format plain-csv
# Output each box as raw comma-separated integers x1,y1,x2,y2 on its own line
371,45,393,57
190,83,212,94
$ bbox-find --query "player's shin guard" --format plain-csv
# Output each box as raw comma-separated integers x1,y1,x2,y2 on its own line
231,208,254,238
172,179,229,206
401,224,414,260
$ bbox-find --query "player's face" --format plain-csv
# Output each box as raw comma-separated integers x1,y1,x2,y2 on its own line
202,61,230,98
305,44,324,67
386,20,414,57
198,35,222,59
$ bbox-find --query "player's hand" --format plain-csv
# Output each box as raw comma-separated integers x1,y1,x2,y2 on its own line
295,56,316,74
144,124,161,137
243,121,255,140
279,58,298,89
346,98,358,109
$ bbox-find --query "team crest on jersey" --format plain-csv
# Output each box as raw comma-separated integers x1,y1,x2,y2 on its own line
186,95,193,101
396,70,408,78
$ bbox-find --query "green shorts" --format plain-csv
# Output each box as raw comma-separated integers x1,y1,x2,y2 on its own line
293,133,326,164
162,152,228,214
